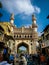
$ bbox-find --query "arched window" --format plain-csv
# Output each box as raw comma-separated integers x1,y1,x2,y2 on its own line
17,35,18,38
14,35,15,38
19,35,21,38
28,35,29,38
30,40,32,42
30,35,32,38
25,35,26,38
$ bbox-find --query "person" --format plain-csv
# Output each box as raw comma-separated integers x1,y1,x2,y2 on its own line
0,42,12,65
19,53,27,65
3,47,9,61
9,54,14,65
46,53,49,65
22,56,27,65
19,55,24,65
40,54,46,65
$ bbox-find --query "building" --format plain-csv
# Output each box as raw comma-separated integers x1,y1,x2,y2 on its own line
0,14,39,54
38,25,49,54
0,22,14,51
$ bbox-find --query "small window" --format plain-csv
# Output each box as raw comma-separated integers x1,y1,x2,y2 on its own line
31,40,32,42
14,35,15,38
25,35,26,38
17,35,18,38
30,35,32,38
28,35,29,38
31,43,32,45
13,43,15,45
19,35,21,38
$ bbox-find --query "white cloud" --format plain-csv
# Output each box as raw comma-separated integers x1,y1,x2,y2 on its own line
0,0,40,15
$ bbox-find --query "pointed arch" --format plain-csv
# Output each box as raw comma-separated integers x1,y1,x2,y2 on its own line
17,42,29,54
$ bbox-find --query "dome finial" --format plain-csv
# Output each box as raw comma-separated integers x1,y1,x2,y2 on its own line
32,14,36,21
10,13,14,20
10,13,14,24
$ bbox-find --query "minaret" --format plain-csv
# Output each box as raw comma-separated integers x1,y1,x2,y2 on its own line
10,13,14,25
32,14,37,32
10,13,14,34
31,15,39,54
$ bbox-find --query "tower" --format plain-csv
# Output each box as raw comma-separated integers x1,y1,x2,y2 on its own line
31,15,39,54
32,14,37,32
10,13,14,34
10,13,14,25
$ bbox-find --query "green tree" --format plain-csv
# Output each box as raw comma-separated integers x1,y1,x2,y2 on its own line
18,48,22,53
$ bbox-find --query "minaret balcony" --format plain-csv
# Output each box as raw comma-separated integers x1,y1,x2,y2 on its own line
32,24,37,28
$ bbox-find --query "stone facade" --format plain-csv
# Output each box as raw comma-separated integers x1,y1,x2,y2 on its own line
10,14,39,54
0,14,39,54
38,25,49,54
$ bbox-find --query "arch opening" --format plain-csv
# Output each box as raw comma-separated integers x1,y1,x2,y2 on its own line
17,42,29,54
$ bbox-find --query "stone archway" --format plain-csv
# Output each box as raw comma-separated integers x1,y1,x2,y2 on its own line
17,42,29,54
16,42,31,54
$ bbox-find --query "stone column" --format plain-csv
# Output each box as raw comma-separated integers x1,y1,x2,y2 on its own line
31,41,37,54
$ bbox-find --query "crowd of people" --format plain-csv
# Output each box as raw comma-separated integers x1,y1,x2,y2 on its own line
0,42,49,65
0,42,12,65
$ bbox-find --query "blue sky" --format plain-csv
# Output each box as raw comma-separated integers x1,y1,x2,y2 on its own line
0,0,49,36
